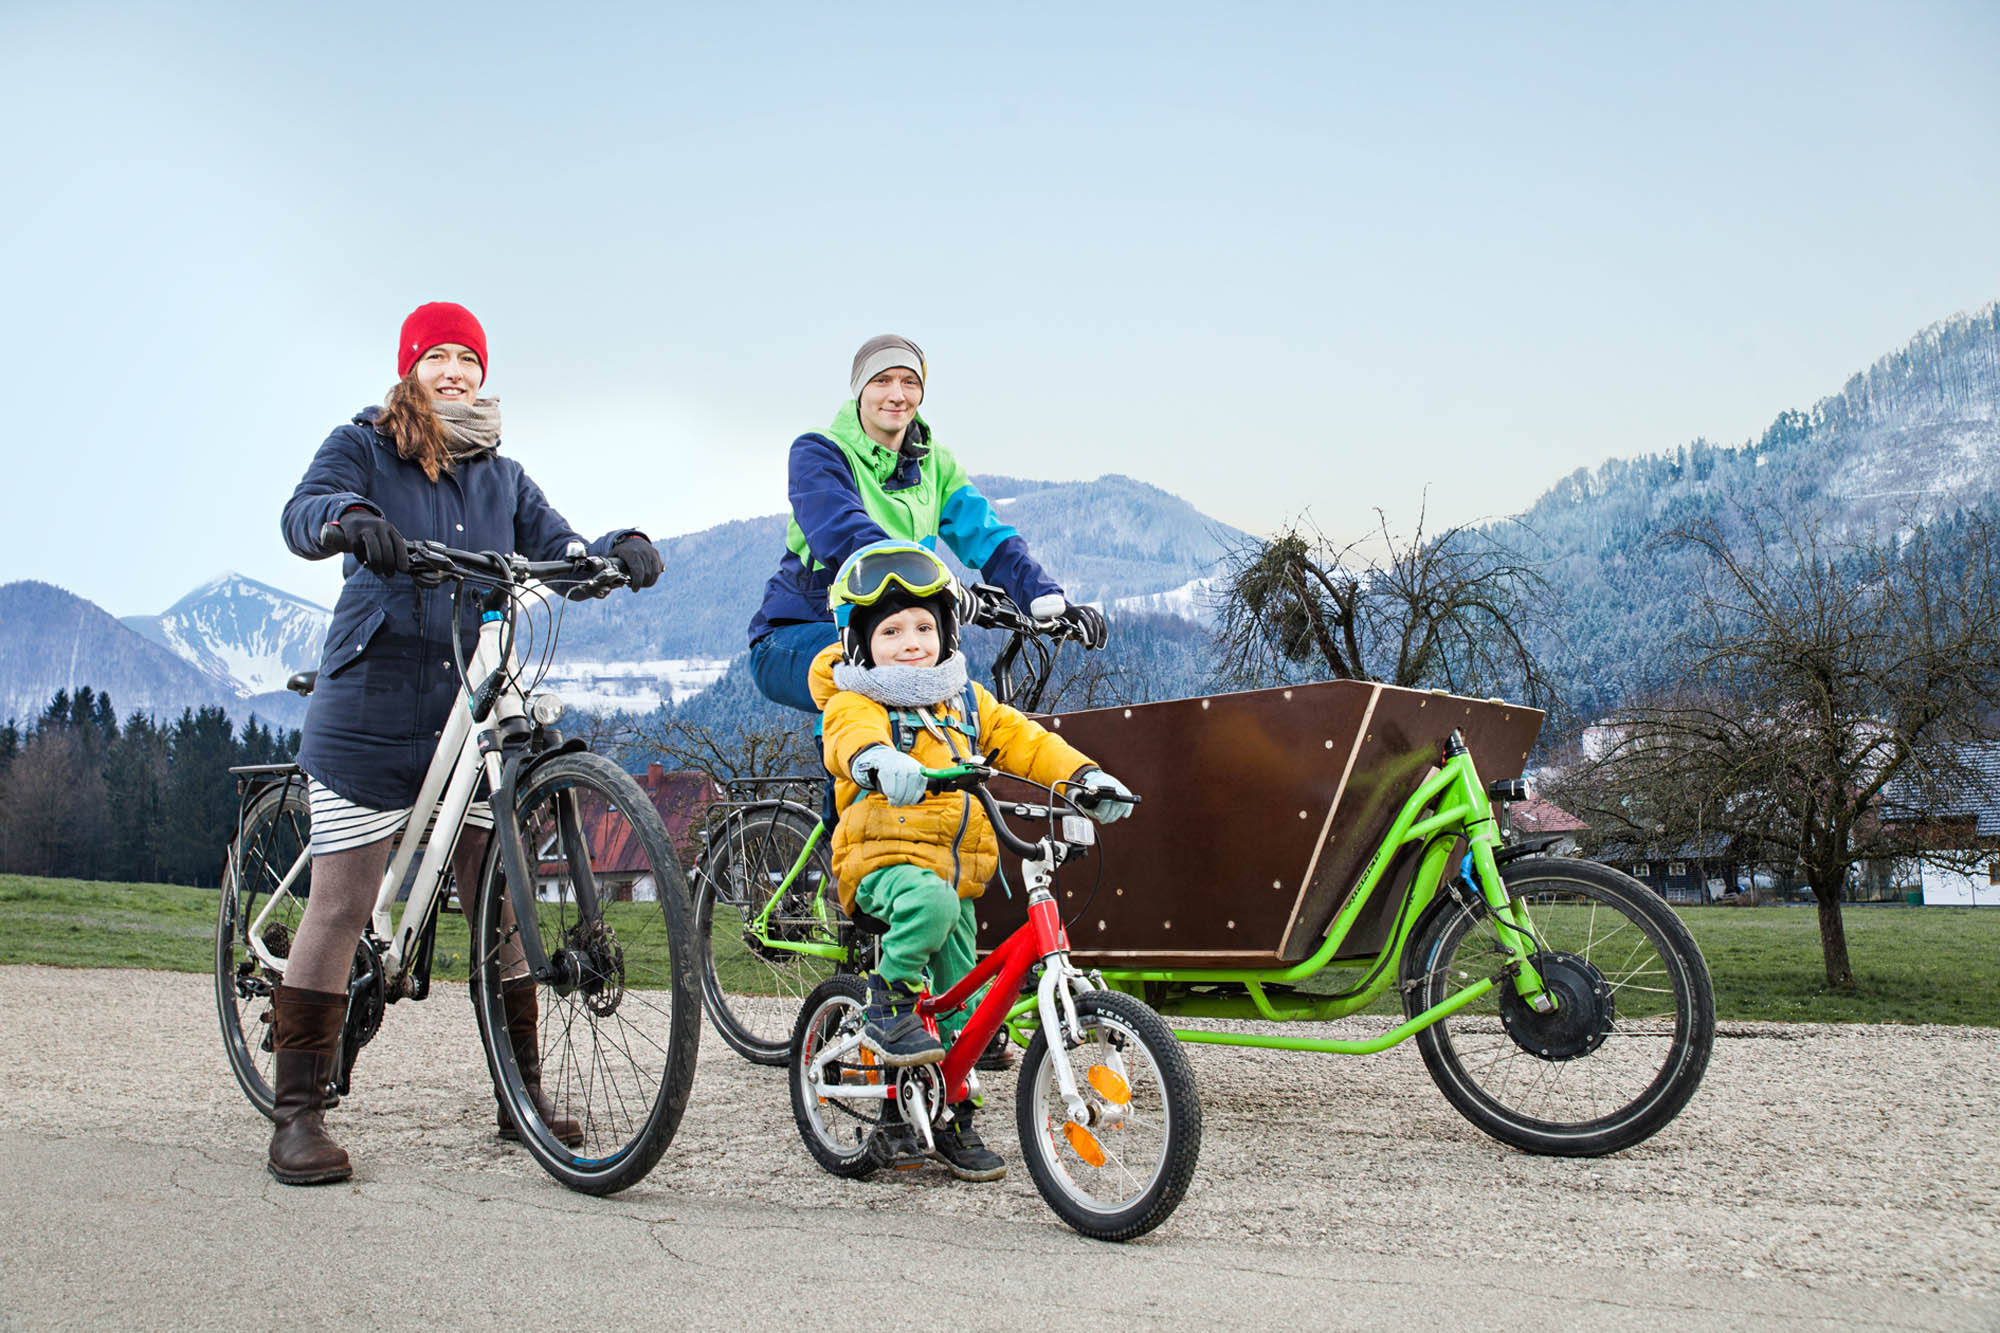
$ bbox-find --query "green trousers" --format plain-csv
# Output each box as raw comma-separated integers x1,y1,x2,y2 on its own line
855,863,979,1040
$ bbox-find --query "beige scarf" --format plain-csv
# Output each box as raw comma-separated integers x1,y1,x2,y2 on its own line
432,396,503,461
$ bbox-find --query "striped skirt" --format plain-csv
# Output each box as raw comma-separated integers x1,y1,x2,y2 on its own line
307,779,495,858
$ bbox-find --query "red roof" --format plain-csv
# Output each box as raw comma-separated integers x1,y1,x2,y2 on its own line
1509,795,1587,835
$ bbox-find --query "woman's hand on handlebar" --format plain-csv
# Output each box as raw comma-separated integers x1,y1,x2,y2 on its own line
328,509,410,573
609,533,663,589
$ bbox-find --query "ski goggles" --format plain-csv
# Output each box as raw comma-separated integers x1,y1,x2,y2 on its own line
831,544,953,612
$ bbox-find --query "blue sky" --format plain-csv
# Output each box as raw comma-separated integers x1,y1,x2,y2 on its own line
5,1,1998,616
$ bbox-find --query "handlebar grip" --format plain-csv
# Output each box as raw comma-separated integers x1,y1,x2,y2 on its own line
318,521,350,553
1072,787,1142,810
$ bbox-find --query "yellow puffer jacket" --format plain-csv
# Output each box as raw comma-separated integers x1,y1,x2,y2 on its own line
810,644,1095,912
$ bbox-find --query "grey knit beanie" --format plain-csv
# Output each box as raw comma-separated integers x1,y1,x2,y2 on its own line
849,334,926,397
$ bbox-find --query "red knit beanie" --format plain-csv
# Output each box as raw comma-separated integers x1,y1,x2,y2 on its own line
397,302,488,379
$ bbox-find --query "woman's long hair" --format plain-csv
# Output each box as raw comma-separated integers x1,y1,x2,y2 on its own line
376,372,453,481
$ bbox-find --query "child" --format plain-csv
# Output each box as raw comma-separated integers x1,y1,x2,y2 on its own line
809,540,1134,1181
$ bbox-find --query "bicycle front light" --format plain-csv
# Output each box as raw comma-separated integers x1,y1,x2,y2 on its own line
530,692,566,726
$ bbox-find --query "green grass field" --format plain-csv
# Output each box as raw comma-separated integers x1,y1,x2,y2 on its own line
5,872,1997,1026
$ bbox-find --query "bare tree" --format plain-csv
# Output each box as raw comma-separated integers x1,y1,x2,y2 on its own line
1215,505,1559,708
1551,512,2000,991
616,712,820,787
0,728,106,878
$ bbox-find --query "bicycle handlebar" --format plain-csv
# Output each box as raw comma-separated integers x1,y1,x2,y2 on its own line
318,522,632,597
919,760,1140,860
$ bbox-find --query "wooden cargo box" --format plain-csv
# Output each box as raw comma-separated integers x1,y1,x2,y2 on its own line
975,680,1542,967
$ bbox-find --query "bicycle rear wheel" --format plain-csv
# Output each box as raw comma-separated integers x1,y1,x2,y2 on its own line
471,751,701,1195
789,975,889,1178
215,779,311,1118
1016,989,1202,1241
1402,855,1715,1157
696,802,849,1065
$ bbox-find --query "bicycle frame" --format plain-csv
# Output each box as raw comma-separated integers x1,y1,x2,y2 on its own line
242,573,575,990
1094,732,1554,1053
802,837,1105,1132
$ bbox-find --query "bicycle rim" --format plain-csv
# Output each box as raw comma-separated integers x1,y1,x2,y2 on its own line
789,976,887,1177
472,751,701,1195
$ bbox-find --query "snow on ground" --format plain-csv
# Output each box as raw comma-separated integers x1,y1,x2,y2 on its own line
536,658,731,713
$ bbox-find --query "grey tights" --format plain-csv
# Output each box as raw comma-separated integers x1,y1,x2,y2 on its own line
284,830,505,994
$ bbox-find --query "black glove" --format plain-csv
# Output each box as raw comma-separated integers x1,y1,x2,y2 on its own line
1053,601,1108,649
335,509,410,574
956,581,999,628
610,533,663,589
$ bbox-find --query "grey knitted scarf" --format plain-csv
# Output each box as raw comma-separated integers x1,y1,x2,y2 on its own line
831,651,969,708
433,395,504,461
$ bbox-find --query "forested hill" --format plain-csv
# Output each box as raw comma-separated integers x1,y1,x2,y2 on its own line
1499,304,2000,716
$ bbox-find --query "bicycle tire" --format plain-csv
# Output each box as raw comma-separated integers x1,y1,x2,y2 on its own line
1016,989,1202,1241
215,780,312,1119
1402,855,1715,1157
789,974,889,1179
695,801,849,1065
470,751,701,1195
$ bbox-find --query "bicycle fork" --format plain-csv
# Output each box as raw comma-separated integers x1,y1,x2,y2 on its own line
1441,734,1554,1013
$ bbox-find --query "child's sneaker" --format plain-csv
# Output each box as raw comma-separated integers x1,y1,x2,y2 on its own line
862,974,944,1067
931,1101,1006,1181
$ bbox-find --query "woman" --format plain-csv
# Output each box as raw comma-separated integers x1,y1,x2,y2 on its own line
270,301,663,1185
745,334,1107,714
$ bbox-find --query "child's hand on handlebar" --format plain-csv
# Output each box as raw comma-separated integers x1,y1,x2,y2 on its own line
1072,768,1137,822
852,745,928,806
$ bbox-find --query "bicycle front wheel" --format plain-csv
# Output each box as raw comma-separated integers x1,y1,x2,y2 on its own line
215,779,312,1118
1403,855,1715,1157
471,751,701,1195
696,802,849,1065
1016,989,1202,1242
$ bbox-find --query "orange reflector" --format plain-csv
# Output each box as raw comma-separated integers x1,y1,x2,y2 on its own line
1063,1120,1107,1168
1086,1065,1130,1105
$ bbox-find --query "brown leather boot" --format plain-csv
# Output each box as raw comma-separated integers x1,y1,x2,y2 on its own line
495,978,585,1148
267,985,353,1185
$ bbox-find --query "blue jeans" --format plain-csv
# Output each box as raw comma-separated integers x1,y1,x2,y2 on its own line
747,620,840,714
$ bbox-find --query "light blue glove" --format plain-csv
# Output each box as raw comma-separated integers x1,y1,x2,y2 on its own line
852,745,928,806
1074,768,1136,823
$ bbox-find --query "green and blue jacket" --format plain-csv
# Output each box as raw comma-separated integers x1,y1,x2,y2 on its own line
746,400,1061,645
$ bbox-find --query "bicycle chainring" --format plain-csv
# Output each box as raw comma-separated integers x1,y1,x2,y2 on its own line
1498,950,1615,1062
345,939,387,1050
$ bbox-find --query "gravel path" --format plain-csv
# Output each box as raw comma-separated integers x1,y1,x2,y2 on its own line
10,965,1998,1309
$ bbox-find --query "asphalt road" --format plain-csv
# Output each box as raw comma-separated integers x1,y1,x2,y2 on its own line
4,966,1995,1329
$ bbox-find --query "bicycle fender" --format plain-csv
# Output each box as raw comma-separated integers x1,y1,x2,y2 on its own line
488,748,557,981
516,736,588,786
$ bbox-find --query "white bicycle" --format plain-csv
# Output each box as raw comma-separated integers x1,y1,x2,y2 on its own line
214,536,701,1195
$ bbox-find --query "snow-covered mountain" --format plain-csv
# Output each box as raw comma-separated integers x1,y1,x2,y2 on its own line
122,573,330,696
0,581,247,725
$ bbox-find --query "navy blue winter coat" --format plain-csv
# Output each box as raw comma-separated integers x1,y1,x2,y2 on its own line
282,408,626,809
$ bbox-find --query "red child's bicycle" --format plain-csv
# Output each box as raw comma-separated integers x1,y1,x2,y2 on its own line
788,763,1202,1241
